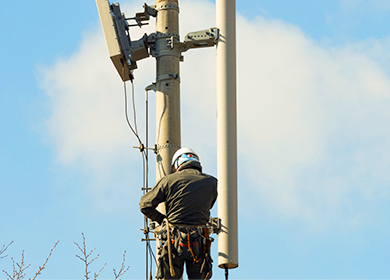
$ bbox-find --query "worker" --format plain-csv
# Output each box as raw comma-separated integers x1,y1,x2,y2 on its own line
140,147,218,280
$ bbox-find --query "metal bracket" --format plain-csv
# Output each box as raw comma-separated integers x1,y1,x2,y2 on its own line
133,144,157,153
180,28,219,52
127,3,157,27
146,33,157,57
145,83,157,92
206,217,222,234
146,32,157,42
144,3,157,17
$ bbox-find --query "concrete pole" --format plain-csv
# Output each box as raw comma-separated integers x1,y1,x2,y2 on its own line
216,0,239,269
155,0,181,209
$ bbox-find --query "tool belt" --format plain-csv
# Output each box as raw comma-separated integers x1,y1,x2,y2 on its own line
173,227,202,263
155,220,214,280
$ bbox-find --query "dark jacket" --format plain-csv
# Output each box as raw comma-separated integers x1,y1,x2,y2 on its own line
139,161,218,225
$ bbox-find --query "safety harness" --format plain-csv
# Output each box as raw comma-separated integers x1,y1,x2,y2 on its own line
154,219,214,280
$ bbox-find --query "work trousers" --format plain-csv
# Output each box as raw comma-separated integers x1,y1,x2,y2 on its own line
158,244,203,279
157,227,212,280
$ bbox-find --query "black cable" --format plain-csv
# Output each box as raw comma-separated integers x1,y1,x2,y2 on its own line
147,239,157,262
121,62,140,144
124,81,143,146
131,81,139,136
145,89,149,196
224,265,229,280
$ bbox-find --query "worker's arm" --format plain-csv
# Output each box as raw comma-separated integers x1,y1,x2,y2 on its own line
210,178,218,209
139,179,167,224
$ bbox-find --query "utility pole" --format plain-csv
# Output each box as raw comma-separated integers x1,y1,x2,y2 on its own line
96,0,237,275
155,0,181,182
216,0,239,270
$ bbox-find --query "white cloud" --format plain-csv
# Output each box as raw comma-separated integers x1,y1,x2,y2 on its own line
236,14,390,230
40,0,390,230
41,30,129,167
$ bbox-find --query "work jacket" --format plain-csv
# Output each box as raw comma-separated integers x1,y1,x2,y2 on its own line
139,161,218,226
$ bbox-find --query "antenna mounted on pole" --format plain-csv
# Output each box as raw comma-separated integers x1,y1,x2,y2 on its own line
96,0,152,81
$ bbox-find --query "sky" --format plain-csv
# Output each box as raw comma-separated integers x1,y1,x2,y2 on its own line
1,0,390,279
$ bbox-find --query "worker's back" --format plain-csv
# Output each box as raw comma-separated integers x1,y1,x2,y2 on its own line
162,161,218,225
139,161,217,225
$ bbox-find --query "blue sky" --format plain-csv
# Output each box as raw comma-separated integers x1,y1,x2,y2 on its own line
2,0,390,279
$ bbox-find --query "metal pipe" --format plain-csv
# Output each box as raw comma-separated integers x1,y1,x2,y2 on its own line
216,0,239,269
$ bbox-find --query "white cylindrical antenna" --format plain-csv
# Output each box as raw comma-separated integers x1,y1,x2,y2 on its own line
216,0,239,269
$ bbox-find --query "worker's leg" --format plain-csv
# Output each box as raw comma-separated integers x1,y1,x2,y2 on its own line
185,260,203,280
164,255,185,280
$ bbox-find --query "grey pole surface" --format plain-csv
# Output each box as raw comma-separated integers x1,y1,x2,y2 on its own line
216,0,239,269
155,0,181,212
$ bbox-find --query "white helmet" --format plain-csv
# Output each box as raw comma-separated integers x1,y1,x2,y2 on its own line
171,147,200,171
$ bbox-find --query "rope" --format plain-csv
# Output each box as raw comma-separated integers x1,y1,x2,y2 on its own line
164,218,176,277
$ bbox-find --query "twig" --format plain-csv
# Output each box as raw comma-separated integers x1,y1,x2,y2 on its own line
113,251,130,280
30,241,59,280
93,263,106,280
2,251,31,280
0,241,14,259
74,233,106,280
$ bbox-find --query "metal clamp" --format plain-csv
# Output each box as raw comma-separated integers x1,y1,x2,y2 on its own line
167,36,175,49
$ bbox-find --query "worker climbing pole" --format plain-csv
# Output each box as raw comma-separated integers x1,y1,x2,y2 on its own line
96,0,238,278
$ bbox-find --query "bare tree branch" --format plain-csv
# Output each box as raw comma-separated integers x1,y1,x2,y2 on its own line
2,251,31,280
0,241,14,259
113,251,130,280
74,233,106,280
93,263,106,280
30,240,59,280
2,236,128,280
2,241,58,280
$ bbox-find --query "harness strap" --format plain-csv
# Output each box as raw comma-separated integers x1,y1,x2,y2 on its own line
171,239,199,247
181,241,199,247
203,227,211,251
